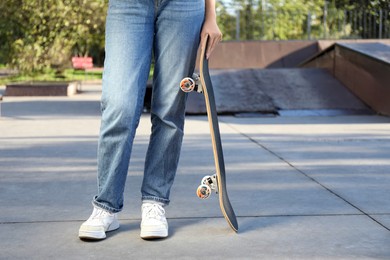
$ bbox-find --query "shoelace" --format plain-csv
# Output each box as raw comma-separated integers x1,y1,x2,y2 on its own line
143,204,165,219
91,208,113,220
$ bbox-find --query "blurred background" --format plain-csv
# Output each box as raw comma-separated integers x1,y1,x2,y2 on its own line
0,0,389,80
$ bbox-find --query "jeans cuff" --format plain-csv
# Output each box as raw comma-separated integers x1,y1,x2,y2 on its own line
142,196,170,206
92,196,122,213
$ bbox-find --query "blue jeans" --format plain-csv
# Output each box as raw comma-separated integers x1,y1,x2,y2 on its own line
93,0,205,213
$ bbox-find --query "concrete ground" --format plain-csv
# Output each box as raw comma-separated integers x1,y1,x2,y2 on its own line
0,84,389,259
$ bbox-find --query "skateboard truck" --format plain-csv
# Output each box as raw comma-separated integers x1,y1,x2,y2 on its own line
196,174,218,199
179,73,203,93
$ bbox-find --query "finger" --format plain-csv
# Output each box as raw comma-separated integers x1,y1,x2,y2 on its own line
206,42,215,59
206,34,222,59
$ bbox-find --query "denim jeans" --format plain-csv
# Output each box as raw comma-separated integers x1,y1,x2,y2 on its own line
93,0,205,213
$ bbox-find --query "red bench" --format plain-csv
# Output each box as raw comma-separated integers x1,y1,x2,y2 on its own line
71,57,94,70
71,57,97,91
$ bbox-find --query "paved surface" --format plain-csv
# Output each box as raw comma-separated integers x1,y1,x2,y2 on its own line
0,83,390,259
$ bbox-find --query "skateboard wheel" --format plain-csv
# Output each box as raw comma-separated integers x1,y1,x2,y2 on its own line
197,184,211,199
180,77,195,92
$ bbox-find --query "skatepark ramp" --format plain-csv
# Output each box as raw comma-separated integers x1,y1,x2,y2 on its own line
301,42,390,116
185,42,389,116
185,68,370,115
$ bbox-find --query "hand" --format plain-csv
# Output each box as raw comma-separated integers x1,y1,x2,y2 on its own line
201,13,222,59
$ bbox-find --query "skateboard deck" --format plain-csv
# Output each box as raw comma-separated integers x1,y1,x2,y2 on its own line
180,35,238,232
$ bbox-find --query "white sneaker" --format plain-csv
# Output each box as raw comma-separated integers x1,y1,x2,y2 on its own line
140,202,168,239
79,206,120,240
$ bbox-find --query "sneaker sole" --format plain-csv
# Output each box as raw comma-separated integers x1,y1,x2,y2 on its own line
79,221,120,240
79,230,106,240
140,225,168,240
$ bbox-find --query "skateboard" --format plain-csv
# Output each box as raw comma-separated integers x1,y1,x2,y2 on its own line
180,35,238,232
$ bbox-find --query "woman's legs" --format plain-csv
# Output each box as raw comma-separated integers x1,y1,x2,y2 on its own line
141,0,205,205
94,0,205,212
93,0,155,213
81,0,205,241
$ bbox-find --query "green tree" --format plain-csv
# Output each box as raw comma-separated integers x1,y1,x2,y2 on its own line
322,0,390,39
222,0,390,40
229,0,324,40
0,0,107,74
216,1,237,40
333,0,390,10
